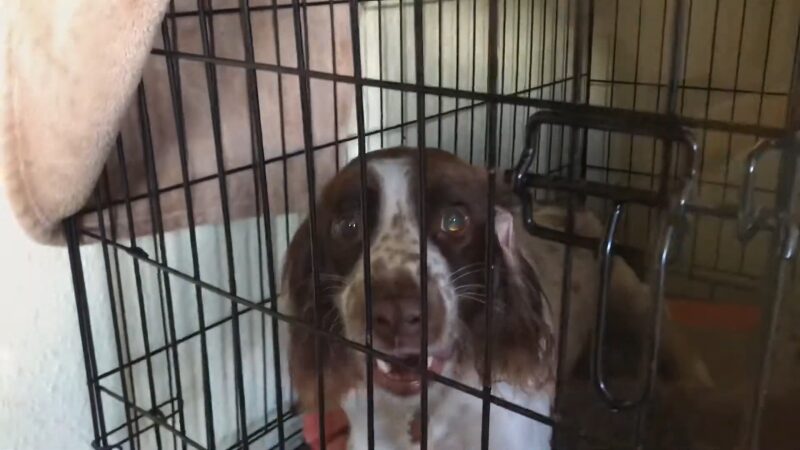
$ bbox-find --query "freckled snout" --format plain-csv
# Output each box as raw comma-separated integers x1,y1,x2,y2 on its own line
369,270,445,351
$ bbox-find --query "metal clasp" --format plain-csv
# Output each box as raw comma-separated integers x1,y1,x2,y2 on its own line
511,108,700,410
737,136,800,260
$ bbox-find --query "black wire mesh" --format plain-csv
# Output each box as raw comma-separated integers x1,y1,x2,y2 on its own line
66,0,800,449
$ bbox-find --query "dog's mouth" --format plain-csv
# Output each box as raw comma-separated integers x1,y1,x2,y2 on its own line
372,350,452,397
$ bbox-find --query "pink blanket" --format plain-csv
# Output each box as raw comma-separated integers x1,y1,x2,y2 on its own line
1,0,355,244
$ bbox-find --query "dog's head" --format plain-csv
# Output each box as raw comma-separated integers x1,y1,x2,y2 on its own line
281,148,554,411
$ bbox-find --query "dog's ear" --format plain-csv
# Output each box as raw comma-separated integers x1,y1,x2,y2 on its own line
281,219,361,412
494,206,517,269
473,206,555,389
492,174,519,211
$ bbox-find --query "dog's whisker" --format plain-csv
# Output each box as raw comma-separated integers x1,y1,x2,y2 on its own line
454,283,487,290
449,264,512,283
455,293,487,300
458,295,485,304
457,290,486,298
449,266,484,280
454,286,487,294
449,262,483,277
457,295,502,311
450,268,485,283
448,262,513,281
450,263,483,274
454,291,486,298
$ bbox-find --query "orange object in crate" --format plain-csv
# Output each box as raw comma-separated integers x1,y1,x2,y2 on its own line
668,299,760,332
303,409,350,450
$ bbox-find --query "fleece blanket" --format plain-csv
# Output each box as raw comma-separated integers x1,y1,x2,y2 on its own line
1,0,355,245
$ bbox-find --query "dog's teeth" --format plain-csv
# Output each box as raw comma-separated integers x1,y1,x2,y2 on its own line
377,360,391,373
426,357,434,368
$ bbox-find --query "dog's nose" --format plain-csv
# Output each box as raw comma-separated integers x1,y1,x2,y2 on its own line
373,297,422,343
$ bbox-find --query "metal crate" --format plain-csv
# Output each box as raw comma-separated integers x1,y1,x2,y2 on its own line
66,0,799,449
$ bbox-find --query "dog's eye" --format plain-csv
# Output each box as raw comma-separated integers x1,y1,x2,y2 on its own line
331,213,361,240
440,207,469,234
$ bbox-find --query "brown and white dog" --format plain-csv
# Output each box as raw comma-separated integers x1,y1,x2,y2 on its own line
278,147,711,450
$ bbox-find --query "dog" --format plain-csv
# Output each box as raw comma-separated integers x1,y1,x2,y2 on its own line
278,147,711,450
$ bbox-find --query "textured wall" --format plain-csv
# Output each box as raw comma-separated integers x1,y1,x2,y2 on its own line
0,182,94,449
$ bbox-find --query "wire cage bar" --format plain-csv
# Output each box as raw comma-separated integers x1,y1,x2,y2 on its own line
66,0,800,449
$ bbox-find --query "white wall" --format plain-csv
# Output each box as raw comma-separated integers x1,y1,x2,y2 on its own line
357,0,573,170
0,183,94,449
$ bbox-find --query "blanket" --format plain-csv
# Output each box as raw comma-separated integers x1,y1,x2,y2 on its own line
1,0,355,245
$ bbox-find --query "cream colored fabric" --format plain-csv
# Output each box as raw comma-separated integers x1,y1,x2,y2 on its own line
1,0,170,244
1,0,354,245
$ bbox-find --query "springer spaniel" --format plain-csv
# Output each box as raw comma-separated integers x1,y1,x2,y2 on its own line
279,147,710,450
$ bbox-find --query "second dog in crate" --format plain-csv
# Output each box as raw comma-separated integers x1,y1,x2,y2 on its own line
279,147,710,450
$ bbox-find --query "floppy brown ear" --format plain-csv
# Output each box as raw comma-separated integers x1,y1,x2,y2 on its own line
492,173,519,211
472,206,555,389
281,219,361,412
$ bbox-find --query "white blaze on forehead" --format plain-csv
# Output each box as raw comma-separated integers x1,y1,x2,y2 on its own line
367,157,425,279
369,157,415,233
